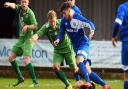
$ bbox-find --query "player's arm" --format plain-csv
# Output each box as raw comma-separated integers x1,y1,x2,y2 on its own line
30,23,48,44
54,19,66,46
78,15,95,40
4,2,16,9
83,19,95,40
29,11,38,30
112,5,125,47
22,11,38,33
22,25,37,33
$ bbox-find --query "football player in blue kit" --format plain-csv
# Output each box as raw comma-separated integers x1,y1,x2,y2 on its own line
112,1,128,89
54,2,110,89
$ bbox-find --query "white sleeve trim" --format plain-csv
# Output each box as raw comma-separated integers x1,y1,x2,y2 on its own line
122,65,128,71
115,18,122,25
90,30,95,32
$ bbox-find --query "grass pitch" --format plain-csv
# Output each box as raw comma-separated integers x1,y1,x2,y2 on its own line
0,78,123,89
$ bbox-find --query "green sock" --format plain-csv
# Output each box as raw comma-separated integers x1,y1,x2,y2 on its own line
26,63,38,84
11,60,23,80
56,70,70,86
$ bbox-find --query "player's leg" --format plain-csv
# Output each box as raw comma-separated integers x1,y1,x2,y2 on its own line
64,49,80,80
76,56,91,87
53,52,71,89
67,48,80,81
64,50,80,89
23,41,38,87
85,61,110,89
9,44,24,86
23,56,39,87
84,59,106,86
75,43,91,87
122,43,128,89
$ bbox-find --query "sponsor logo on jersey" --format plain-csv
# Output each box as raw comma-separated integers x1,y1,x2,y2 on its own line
66,29,74,32
66,28,78,32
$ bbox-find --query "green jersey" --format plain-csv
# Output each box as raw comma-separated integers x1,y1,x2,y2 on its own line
16,5,37,40
37,19,72,53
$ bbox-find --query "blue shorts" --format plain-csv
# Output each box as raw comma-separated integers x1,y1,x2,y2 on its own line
122,42,128,71
73,42,89,59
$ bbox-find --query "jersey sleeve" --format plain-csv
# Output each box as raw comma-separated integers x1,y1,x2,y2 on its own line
72,5,82,15
115,5,125,25
29,10,38,29
36,23,48,37
57,19,66,41
75,15,95,31
15,4,21,13
112,5,125,38
112,22,120,38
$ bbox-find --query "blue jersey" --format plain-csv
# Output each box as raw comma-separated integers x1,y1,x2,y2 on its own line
113,2,128,41
113,1,128,70
72,5,82,15
58,13,95,48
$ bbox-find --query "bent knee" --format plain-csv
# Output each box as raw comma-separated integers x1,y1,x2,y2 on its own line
8,52,16,62
76,56,84,64
53,64,60,72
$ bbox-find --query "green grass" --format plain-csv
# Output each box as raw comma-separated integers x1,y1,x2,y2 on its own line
0,78,123,89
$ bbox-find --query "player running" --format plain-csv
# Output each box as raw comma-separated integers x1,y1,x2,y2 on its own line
54,2,110,89
4,0,39,87
30,10,78,89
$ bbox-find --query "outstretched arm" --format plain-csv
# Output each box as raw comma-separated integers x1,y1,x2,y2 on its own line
54,19,66,46
4,2,16,9
30,23,48,44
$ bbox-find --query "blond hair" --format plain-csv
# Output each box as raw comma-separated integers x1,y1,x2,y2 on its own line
47,10,57,20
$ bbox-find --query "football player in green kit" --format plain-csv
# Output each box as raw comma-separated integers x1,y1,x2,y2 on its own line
4,0,39,87
31,10,78,89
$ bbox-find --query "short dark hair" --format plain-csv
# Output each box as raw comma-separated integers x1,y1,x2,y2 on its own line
60,2,72,12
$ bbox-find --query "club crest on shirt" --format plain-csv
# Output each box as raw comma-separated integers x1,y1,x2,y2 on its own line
70,19,78,29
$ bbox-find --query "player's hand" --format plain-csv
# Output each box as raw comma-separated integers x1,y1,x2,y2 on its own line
30,34,38,45
22,25,28,33
4,2,10,8
54,39,60,46
89,31,94,40
112,37,118,47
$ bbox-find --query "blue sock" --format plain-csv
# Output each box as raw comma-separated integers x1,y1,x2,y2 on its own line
78,62,90,82
89,71,106,86
74,73,81,81
124,81,128,89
